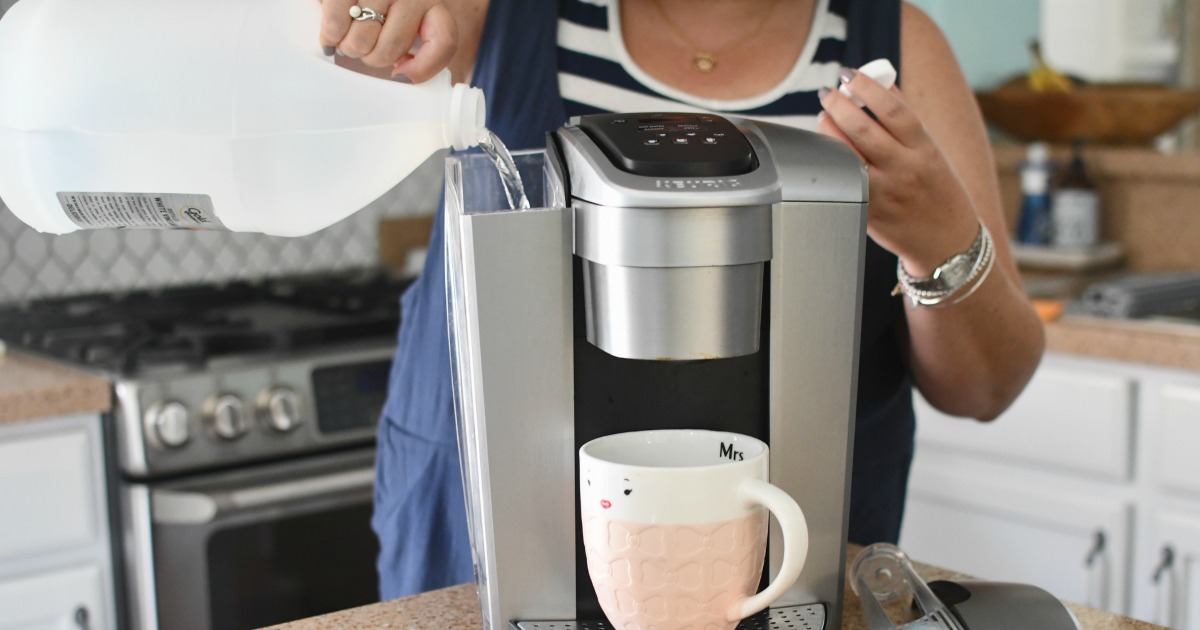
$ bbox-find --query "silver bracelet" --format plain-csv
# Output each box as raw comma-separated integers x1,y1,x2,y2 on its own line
891,219,995,309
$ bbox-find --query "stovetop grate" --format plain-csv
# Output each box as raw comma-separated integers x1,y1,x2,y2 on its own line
513,603,826,630
0,268,411,375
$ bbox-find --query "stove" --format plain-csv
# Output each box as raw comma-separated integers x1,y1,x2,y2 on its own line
0,268,412,629
0,268,409,476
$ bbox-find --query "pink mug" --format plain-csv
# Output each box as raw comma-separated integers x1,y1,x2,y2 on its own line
580,429,809,630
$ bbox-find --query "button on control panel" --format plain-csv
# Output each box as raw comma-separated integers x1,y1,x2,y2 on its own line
577,113,756,177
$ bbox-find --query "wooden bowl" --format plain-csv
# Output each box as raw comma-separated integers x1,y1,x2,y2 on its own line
975,79,1200,145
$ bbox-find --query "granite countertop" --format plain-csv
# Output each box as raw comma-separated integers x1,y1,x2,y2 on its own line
0,349,111,425
1044,314,1200,372
268,549,1165,630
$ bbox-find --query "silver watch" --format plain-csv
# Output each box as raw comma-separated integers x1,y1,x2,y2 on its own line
897,222,985,294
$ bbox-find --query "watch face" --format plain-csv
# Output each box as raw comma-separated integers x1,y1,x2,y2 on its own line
932,253,971,288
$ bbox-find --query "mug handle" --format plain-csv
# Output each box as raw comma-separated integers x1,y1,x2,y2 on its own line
728,478,810,622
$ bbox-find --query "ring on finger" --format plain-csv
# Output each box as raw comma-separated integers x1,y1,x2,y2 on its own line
349,6,385,24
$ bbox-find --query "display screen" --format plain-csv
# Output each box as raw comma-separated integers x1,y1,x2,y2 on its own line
311,359,392,433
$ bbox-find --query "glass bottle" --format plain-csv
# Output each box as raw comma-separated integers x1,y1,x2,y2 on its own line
1016,142,1054,245
1051,141,1101,248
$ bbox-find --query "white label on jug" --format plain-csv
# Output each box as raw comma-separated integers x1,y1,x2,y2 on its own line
55,192,225,230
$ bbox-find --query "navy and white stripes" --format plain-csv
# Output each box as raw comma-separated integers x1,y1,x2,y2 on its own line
557,0,849,129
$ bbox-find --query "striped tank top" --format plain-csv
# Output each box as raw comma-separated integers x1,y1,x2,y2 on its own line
556,0,848,129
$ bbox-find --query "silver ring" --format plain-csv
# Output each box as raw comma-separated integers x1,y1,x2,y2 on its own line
348,6,385,24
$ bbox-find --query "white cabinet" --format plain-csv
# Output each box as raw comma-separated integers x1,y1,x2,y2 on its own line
913,363,1135,481
1137,507,1200,629
1130,377,1200,627
901,353,1200,628
0,564,104,630
0,426,102,560
904,461,1131,611
0,414,115,630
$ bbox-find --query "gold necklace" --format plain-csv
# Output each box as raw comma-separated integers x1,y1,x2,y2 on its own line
649,0,781,73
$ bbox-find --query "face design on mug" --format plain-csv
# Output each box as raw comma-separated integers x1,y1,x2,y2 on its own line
583,471,634,512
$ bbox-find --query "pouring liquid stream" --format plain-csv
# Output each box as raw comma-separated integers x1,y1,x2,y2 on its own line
478,129,531,210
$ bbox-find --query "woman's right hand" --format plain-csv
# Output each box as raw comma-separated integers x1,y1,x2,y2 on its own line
320,0,459,83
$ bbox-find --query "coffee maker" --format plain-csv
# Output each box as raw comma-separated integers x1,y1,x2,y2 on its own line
445,113,868,629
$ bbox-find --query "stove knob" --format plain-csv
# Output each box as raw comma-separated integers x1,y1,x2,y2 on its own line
145,401,190,449
258,388,303,433
204,394,248,440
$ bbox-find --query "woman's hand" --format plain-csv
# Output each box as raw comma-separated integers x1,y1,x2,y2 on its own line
320,0,459,83
816,70,979,277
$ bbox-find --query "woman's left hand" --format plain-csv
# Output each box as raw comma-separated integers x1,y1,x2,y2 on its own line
816,70,979,277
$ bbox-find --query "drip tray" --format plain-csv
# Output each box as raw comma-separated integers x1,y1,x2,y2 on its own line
513,603,827,630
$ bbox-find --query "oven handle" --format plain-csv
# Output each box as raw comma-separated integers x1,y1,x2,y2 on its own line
152,467,374,525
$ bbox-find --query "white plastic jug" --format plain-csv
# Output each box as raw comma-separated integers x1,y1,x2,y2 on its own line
0,0,486,236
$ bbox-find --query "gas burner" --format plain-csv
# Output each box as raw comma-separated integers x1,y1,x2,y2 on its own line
0,268,411,376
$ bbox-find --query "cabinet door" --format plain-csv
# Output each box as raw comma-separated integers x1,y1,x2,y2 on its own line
0,421,100,561
0,564,106,630
1129,377,1200,627
1138,508,1200,629
900,462,1132,614
915,359,1135,482
1154,383,1200,499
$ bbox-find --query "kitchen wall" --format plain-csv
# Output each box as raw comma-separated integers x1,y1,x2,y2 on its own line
907,0,1041,89
911,0,1186,89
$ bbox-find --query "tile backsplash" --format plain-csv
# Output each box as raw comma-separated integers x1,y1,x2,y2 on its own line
0,152,444,303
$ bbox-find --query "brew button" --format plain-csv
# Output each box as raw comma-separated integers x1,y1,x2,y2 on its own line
704,137,718,144
686,132,697,136
673,137,689,144
644,138,660,145
658,132,668,137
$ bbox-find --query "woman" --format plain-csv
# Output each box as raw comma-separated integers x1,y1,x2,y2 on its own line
320,0,1045,599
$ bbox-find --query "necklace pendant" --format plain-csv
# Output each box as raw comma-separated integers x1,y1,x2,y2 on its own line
694,52,716,73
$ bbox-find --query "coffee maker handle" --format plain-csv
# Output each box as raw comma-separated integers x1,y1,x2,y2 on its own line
731,479,810,621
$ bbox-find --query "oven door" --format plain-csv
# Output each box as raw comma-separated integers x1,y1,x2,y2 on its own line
139,448,379,630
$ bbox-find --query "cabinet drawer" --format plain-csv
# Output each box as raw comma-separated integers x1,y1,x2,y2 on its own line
901,464,1132,614
916,363,1134,481
0,564,106,629
0,425,100,561
1156,383,1200,497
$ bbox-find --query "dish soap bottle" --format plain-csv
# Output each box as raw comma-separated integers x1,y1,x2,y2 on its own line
1051,141,1101,248
0,0,487,237
1016,142,1054,245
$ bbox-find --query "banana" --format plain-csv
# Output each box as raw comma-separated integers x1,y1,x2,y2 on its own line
1027,40,1074,93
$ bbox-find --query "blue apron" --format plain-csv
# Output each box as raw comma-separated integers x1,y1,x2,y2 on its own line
372,0,910,599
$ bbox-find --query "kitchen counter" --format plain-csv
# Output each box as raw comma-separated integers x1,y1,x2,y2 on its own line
1046,314,1200,372
0,349,111,425
268,549,1165,630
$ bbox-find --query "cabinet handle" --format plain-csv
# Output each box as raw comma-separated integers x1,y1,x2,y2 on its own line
1084,530,1109,610
74,606,91,630
1152,546,1176,627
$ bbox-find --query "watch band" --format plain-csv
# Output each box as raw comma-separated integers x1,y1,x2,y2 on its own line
899,222,986,293
892,219,995,309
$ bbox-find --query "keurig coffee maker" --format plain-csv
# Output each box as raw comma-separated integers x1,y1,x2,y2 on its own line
445,113,868,629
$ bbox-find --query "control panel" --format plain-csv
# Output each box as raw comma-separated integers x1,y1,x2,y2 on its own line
577,113,756,178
